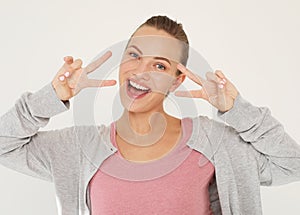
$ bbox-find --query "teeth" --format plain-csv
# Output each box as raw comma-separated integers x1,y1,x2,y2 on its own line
129,80,150,91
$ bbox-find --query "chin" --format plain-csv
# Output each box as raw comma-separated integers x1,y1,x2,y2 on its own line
120,99,152,113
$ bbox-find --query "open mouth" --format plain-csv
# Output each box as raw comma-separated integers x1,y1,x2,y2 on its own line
126,79,151,99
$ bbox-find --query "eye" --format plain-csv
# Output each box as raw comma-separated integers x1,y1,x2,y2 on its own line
155,63,166,71
129,52,139,59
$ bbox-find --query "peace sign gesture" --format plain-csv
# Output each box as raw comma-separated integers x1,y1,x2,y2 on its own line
175,63,239,113
51,51,117,102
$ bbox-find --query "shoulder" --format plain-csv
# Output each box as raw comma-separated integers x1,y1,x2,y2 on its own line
70,124,111,142
190,115,246,149
190,115,259,168
191,115,235,136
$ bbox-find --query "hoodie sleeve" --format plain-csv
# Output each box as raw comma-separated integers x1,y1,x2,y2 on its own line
0,83,73,182
217,93,300,186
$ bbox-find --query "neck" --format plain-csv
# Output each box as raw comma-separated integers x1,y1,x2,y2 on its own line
116,108,181,147
119,108,167,134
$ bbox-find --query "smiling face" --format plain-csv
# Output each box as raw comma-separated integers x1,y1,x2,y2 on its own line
119,25,186,113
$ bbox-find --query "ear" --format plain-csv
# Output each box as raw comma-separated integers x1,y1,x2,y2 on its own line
169,74,186,92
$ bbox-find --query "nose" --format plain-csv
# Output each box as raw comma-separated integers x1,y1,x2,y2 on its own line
132,57,152,81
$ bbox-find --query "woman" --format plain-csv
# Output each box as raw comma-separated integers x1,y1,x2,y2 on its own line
1,15,300,215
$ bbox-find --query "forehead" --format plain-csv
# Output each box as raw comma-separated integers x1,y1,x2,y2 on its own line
126,35,185,63
132,25,173,37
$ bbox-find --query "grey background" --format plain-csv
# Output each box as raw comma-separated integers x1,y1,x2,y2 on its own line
0,0,299,214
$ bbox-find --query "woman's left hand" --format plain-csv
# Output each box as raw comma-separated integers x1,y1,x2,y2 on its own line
174,63,239,113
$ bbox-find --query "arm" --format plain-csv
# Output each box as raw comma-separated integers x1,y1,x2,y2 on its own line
174,64,300,186
0,52,117,182
217,93,300,186
0,83,73,182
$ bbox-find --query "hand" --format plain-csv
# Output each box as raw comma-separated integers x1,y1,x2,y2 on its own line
51,51,117,101
174,63,239,113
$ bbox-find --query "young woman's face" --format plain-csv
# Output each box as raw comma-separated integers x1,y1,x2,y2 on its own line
119,26,185,113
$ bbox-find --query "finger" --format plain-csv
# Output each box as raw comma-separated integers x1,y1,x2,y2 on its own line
215,70,227,84
206,72,222,83
177,63,204,86
215,70,225,79
84,51,112,74
85,79,117,88
174,89,206,99
69,59,83,71
57,56,74,78
62,59,83,78
57,74,68,86
56,68,71,80
55,56,76,82
217,80,226,91
217,78,227,106
64,56,74,64
215,71,226,92
206,71,227,87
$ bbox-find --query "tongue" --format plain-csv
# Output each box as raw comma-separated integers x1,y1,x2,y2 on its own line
129,85,148,97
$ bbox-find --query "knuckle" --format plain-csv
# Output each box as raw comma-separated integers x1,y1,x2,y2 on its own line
66,65,75,72
74,59,83,67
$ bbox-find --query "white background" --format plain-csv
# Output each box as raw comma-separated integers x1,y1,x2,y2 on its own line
0,0,299,214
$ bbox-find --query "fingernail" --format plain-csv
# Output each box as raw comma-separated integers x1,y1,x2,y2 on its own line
220,80,225,85
59,76,65,81
64,71,70,77
218,84,224,89
222,78,226,83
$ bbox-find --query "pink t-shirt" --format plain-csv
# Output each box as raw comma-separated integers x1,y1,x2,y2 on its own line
89,118,215,215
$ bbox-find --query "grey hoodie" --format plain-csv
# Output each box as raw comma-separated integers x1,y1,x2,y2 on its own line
1,82,300,215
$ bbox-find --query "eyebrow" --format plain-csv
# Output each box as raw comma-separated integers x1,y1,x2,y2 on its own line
128,45,143,54
153,57,171,65
128,45,171,65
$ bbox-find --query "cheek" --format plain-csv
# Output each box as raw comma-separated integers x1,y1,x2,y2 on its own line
155,83,172,95
119,60,138,79
147,80,172,97
148,73,176,95
120,57,140,71
118,63,131,83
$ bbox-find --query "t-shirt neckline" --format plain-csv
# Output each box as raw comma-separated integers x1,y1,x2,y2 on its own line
109,117,192,165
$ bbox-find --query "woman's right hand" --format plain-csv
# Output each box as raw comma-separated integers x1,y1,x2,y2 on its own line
51,51,117,101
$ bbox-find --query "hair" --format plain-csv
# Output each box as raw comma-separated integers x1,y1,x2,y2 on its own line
131,15,189,76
